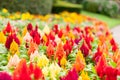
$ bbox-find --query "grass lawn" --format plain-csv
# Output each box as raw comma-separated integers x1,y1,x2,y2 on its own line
81,11,120,29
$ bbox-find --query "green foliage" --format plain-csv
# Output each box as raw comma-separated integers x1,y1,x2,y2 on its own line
82,0,119,17
52,1,82,13
0,0,53,15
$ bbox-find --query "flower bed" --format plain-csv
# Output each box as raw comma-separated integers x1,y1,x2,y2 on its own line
0,9,120,80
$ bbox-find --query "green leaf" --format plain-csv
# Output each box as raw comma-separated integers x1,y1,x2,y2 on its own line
108,60,117,68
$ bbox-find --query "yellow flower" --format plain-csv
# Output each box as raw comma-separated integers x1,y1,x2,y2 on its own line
2,8,8,13
79,71,90,80
77,50,85,63
10,40,19,55
21,12,33,20
42,35,47,43
60,55,67,68
17,34,22,44
61,35,66,43
22,27,27,37
37,54,49,68
0,31,6,43
49,62,61,79
68,31,75,39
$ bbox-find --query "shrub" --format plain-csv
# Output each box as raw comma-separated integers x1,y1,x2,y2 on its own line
0,0,53,15
82,0,119,17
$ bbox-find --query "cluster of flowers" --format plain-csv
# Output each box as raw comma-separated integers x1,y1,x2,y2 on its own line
0,18,120,80
0,8,85,24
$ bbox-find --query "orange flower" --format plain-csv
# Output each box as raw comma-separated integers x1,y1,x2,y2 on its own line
46,42,54,59
55,42,65,61
73,51,86,72
28,42,38,55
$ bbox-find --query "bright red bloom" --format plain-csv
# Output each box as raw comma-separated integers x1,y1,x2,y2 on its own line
27,23,33,31
30,26,41,45
60,68,78,80
80,41,89,57
48,31,55,41
63,40,72,56
58,29,63,38
3,22,12,35
53,24,59,34
96,55,107,78
66,25,70,32
93,46,103,62
5,34,20,49
110,38,118,52
104,66,118,80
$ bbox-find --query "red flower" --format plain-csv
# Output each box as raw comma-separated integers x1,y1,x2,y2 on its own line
60,68,78,80
53,24,59,34
5,34,20,49
48,31,55,41
58,29,63,38
63,40,72,56
104,66,118,80
27,23,33,31
80,41,89,57
110,38,118,52
3,22,12,35
30,26,41,45
96,55,107,78
93,46,103,62
66,25,70,32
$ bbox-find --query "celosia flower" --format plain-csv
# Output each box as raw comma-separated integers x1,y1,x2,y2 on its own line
0,31,6,43
28,42,38,55
37,54,49,68
12,59,44,80
27,23,33,31
79,71,90,80
30,26,41,45
63,40,72,56
30,50,40,62
49,62,61,79
110,38,118,52
22,27,27,36
80,41,89,57
5,34,20,49
60,54,67,68
73,51,86,72
43,25,50,35
46,42,54,58
7,54,20,68
23,32,32,42
2,8,8,13
53,24,59,34
95,55,107,78
10,40,19,55
93,46,103,62
60,68,78,80
104,66,118,80
0,72,12,80
55,42,65,61
3,22,12,35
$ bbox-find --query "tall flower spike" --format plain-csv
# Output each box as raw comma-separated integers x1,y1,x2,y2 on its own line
10,40,19,55
46,42,54,59
73,51,86,72
3,22,12,35
55,42,65,62
0,31,6,43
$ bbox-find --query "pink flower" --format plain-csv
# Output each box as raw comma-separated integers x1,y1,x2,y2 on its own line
60,68,78,80
0,72,12,80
